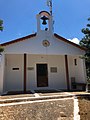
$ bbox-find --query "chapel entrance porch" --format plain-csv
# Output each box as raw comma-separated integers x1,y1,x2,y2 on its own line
3,54,86,93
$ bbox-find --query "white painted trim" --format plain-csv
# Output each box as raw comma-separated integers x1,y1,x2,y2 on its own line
74,97,80,120
0,97,73,107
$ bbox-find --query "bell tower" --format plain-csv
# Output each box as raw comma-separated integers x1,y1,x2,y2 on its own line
36,11,53,34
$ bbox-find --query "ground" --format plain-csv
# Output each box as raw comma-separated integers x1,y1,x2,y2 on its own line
0,90,90,120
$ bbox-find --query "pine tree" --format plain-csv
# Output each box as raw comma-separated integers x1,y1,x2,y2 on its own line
79,18,90,81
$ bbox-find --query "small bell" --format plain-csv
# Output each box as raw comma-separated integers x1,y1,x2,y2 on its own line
41,16,48,25
42,19,47,25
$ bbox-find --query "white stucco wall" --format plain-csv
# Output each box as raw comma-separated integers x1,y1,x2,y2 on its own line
4,54,67,92
4,54,24,92
3,54,86,92
27,54,66,90
1,32,86,92
3,32,85,55
68,55,86,88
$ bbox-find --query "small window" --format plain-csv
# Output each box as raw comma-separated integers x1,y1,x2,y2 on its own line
50,67,57,73
74,59,77,66
12,68,19,70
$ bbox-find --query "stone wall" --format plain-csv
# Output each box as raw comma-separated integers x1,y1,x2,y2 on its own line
78,96,90,120
0,98,74,120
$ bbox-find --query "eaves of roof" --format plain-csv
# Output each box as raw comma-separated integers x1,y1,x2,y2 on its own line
54,33,86,51
1,32,86,51
1,33,36,46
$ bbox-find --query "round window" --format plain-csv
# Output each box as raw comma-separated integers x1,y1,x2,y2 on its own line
42,40,50,47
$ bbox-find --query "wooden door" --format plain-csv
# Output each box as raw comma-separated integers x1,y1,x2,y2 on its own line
36,64,48,87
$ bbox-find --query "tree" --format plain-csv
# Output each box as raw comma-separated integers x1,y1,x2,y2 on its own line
79,18,90,81
0,19,3,31
0,19,4,54
0,46,4,54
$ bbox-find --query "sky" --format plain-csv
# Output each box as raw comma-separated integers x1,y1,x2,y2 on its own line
0,0,90,44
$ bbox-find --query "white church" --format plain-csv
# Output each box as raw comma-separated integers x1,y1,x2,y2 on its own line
0,9,86,94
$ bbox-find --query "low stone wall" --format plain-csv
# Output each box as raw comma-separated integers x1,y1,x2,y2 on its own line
0,98,74,120
78,96,90,120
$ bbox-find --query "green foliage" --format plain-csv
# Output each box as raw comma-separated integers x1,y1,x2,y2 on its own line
0,46,4,53
0,19,4,53
79,18,90,80
0,19,3,31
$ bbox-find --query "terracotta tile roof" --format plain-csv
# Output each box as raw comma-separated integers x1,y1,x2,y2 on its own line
1,33,36,46
54,33,86,51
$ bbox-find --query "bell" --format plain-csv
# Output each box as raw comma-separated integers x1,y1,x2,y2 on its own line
42,19,47,25
41,16,48,25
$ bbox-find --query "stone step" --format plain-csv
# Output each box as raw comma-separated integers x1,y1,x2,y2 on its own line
0,94,74,104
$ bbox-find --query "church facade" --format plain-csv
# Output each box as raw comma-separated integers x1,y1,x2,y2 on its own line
0,11,86,94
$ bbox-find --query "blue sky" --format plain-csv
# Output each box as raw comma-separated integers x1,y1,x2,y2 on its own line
0,0,90,43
